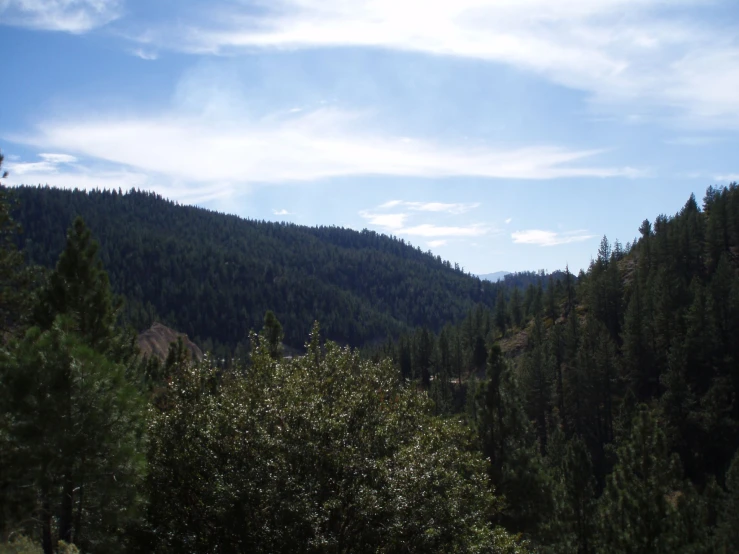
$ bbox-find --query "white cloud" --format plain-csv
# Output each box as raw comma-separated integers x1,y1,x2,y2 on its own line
505,217,513,224
272,208,292,215
6,166,148,191
715,174,739,182
131,0,739,128
427,239,447,248
407,201,480,214
378,200,403,208
132,48,158,60
359,209,489,238
402,224,489,237
0,0,121,33
512,229,596,246
10,108,634,190
4,152,239,204
359,210,408,230
7,152,77,175
376,201,480,214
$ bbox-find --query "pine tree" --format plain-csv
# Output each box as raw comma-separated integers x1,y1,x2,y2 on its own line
0,317,145,553
597,407,696,554
0,156,33,335
545,432,596,554
715,451,739,551
509,287,523,328
473,344,551,535
1,218,145,552
523,313,553,452
495,288,508,337
546,276,558,322
32,217,125,358
262,310,283,360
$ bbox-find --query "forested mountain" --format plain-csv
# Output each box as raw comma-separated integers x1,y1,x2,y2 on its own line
6,185,501,354
478,271,510,282
0,154,526,552
376,184,739,552
4,164,739,553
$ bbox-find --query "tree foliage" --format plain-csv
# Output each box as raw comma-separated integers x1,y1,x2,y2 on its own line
146,324,518,553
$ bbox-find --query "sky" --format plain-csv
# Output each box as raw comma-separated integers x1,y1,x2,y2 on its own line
2,1,739,274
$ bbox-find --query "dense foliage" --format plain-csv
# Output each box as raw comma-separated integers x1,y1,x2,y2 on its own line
376,185,739,552
7,185,502,354
0,167,525,552
4,174,739,552
145,325,520,553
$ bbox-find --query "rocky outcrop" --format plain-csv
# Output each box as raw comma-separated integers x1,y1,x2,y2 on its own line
137,322,203,363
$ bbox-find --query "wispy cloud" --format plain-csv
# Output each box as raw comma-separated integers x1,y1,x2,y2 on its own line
512,229,596,246
505,217,513,224
272,208,292,216
358,211,408,230
132,48,158,60
377,201,480,215
6,163,149,192
664,136,721,146
427,239,447,248
359,210,490,239
715,174,739,183
7,152,78,175
4,152,233,204
0,0,121,33
10,108,635,192
402,224,489,238
130,0,739,128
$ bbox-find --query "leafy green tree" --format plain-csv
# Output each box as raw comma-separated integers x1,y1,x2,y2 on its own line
147,324,518,553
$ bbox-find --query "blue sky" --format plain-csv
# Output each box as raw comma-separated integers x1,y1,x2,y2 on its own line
2,1,739,274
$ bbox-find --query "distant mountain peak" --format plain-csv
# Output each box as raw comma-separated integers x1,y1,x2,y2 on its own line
478,271,511,282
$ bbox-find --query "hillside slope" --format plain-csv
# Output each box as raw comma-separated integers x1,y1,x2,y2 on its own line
9,186,501,353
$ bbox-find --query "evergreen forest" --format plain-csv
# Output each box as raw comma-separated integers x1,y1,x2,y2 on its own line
2,154,739,552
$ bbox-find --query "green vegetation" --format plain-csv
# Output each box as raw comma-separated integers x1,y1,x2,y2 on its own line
7,185,504,355
3,169,739,552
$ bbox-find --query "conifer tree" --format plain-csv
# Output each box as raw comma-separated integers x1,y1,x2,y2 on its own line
32,217,126,358
473,344,551,535
495,288,508,337
523,313,553,452
715,451,739,551
509,287,523,328
262,309,283,360
0,153,33,335
546,276,558,322
545,432,596,554
597,407,694,554
0,317,145,553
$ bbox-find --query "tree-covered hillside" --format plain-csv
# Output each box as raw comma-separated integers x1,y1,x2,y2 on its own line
376,184,739,552
7,185,500,354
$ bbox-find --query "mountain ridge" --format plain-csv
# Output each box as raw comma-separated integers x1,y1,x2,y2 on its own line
8,185,503,354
